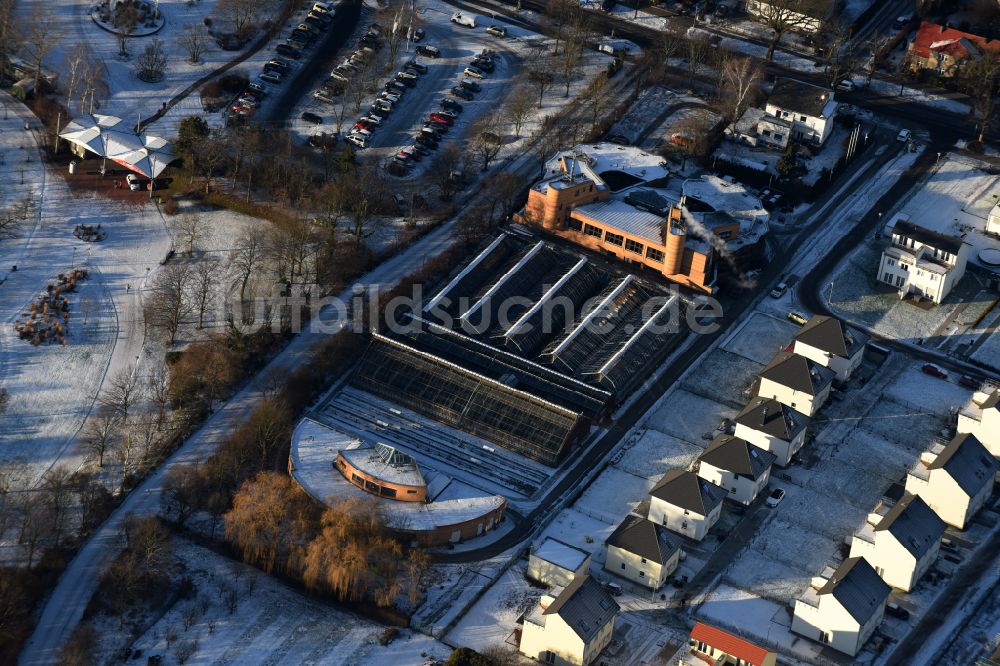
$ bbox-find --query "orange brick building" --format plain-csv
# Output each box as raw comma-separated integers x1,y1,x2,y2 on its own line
515,154,727,293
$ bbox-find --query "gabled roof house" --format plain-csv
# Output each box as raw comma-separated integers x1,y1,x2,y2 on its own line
689,622,778,666
734,396,809,467
958,383,1000,457
605,514,680,590
697,435,776,506
792,315,868,382
757,351,835,416
648,469,726,541
520,575,619,666
906,433,998,529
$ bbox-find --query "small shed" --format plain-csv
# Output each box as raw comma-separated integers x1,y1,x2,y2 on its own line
527,537,591,587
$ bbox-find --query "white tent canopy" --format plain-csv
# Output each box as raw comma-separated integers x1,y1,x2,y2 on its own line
59,115,176,178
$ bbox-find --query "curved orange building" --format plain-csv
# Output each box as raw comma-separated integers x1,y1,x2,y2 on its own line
336,444,427,502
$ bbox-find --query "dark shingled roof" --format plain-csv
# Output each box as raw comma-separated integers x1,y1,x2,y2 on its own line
819,557,890,626
736,397,809,441
794,315,868,360
768,78,834,118
606,514,679,565
875,495,945,560
892,219,965,255
650,469,726,516
543,575,619,643
760,351,834,396
928,433,999,497
700,435,777,480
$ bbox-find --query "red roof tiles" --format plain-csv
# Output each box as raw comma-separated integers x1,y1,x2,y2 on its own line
690,622,774,666
909,21,1000,61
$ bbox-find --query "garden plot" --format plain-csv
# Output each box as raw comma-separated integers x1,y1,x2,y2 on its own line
834,428,914,476
537,507,617,556
680,350,763,407
883,366,972,415
828,238,965,342
612,428,702,481
972,328,1000,371
778,490,867,543
808,458,899,512
573,466,656,525
644,388,735,446
856,399,945,451
722,545,814,604
447,563,542,654
720,312,799,365
91,538,451,666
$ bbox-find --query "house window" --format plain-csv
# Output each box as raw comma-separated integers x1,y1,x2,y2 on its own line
900,263,908,271
567,218,583,231
625,238,644,255
887,258,894,266
820,632,831,645
683,510,690,516
621,562,626,570
640,557,647,564
896,275,905,288
774,134,784,141
646,247,665,263
639,571,645,578
800,115,807,121
719,230,732,240
876,566,885,576
762,129,771,137
543,651,556,664
584,224,603,238
605,231,624,246
883,272,893,284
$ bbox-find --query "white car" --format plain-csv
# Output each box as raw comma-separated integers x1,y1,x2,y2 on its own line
897,128,911,142
361,114,383,126
126,173,143,191
766,488,785,507
463,66,486,79
769,282,788,298
835,79,855,92
346,134,368,149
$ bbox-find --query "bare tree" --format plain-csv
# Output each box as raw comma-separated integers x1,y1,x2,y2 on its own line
217,0,264,38
101,364,141,421
717,54,764,122
135,39,168,82
146,365,171,429
230,228,264,303
177,24,209,64
191,258,220,329
687,35,711,83
0,0,20,80
863,33,891,86
84,405,119,467
430,144,463,200
79,52,109,113
114,3,140,57
502,85,535,139
41,466,74,545
749,0,820,60
18,498,54,567
582,74,616,134
146,263,192,344
470,112,505,171
24,5,61,91
817,21,858,86
173,214,203,255
62,43,90,115
529,67,556,108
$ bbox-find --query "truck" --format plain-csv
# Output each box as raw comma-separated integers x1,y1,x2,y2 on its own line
451,12,476,28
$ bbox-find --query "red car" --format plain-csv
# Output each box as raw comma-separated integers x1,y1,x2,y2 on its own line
922,363,948,379
399,148,421,162
428,113,454,125
354,120,375,131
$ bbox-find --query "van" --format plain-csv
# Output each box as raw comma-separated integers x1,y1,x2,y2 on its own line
451,12,476,28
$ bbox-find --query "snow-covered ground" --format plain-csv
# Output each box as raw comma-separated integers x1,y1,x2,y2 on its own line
89,536,451,665
446,561,540,654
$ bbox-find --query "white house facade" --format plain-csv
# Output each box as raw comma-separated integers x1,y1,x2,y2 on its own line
696,435,776,506
791,558,890,657
734,396,810,467
520,575,618,666
957,385,1000,457
647,469,726,541
877,217,970,304
746,0,828,33
848,495,945,592
792,315,869,382
604,514,680,590
905,433,998,529
757,351,835,417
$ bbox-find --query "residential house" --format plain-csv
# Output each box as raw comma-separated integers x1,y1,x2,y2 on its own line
604,514,680,590
989,201,1000,235
689,622,778,666
696,435,777,506
905,433,999,529
848,495,945,592
727,79,838,149
648,469,726,541
792,315,869,382
957,383,1000,457
877,217,970,304
734,396,810,467
520,575,619,666
906,21,1000,77
745,0,834,33
757,351,835,416
791,557,891,657
528,537,592,587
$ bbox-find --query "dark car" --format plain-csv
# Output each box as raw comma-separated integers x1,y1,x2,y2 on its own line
394,74,417,88
451,86,474,100
415,135,438,149
471,58,494,72
368,105,389,118
459,79,481,93
411,143,431,156
417,45,440,58
959,374,982,389
406,60,428,74
276,44,302,59
441,98,463,112
301,112,323,125
885,602,910,621
921,363,948,379
265,59,290,73
291,29,314,44
412,27,426,41
425,120,449,132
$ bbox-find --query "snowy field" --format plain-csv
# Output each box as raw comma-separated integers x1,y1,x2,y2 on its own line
972,328,1000,371
573,466,656,525
680,349,763,408
612,428,703,481
720,312,798,365
91,537,451,666
446,562,541,655
895,154,1000,270
644,388,737,444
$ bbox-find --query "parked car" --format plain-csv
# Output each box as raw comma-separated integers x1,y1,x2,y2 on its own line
921,363,948,379
304,15,327,31
398,70,418,81
276,44,302,59
893,14,912,30
885,602,910,621
897,128,911,142
368,105,389,118
361,114,382,126
766,488,785,507
301,111,323,125
429,112,454,125
959,374,982,390
459,79,481,93
472,57,494,72
835,79,855,92
769,282,788,298
385,80,407,93
411,143,431,157
247,81,269,96
399,147,422,162
451,12,476,28
441,98,463,112
264,59,289,73
486,25,507,37
451,86,474,100
435,109,458,120
605,582,622,596
464,66,486,79
346,134,368,149
394,74,417,88
786,311,808,326
406,60,428,74
425,120,449,132
126,173,144,191
260,71,283,84
417,45,440,58
354,119,375,132
411,27,426,41
379,91,401,104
